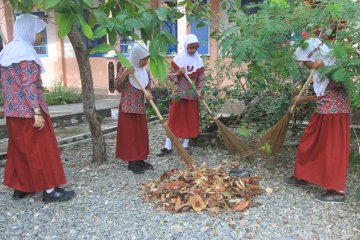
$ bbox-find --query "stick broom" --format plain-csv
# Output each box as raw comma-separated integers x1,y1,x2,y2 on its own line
131,74,195,167
259,69,316,154
184,74,253,157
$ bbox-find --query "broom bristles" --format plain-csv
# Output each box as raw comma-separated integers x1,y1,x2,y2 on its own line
259,113,291,154
214,119,253,157
163,124,195,167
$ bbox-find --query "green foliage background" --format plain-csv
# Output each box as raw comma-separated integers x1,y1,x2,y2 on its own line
206,0,360,131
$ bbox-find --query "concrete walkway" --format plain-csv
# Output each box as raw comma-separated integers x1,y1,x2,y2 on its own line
0,97,120,126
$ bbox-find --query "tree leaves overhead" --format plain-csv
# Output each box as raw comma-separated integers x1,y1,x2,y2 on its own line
11,0,210,82
56,12,75,38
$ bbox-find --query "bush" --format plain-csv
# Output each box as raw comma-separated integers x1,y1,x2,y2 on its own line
44,80,82,105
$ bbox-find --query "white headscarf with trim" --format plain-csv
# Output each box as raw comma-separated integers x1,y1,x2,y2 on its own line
294,38,335,96
173,34,204,75
0,13,47,73
129,43,150,89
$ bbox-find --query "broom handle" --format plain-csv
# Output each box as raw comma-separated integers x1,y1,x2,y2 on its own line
184,73,215,118
289,69,316,113
130,73,164,122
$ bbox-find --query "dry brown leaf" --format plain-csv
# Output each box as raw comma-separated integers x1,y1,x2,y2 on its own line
233,200,250,211
265,188,273,194
189,194,207,212
174,197,183,212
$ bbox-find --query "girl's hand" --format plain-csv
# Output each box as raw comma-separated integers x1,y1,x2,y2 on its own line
33,114,45,130
314,59,324,70
177,67,185,76
145,90,153,101
126,67,135,75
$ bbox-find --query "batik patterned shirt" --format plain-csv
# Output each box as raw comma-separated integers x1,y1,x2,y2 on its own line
169,61,205,100
0,60,49,118
115,67,152,114
316,80,350,114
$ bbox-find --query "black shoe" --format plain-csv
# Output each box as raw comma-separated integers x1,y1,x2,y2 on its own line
184,147,192,155
283,176,307,186
137,161,154,170
13,190,34,200
315,190,345,203
156,148,173,157
128,161,145,174
43,188,75,203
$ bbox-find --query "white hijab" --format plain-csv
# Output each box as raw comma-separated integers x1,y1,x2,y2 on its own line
173,34,204,75
294,38,335,96
129,43,150,89
0,14,47,73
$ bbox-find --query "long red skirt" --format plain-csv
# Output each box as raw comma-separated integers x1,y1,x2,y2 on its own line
294,113,350,191
116,112,149,161
168,99,199,138
4,114,66,192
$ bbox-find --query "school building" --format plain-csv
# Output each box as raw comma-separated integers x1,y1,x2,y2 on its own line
0,0,258,95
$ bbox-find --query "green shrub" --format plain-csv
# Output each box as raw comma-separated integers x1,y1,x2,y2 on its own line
44,80,82,105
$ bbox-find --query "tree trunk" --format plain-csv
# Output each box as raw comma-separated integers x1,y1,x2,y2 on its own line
68,25,107,164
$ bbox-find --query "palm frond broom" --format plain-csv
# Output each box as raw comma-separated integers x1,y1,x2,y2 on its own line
184,74,253,157
259,69,316,154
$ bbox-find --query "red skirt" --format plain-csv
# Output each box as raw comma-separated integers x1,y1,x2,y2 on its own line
294,113,350,191
168,99,199,138
116,111,149,161
4,114,66,192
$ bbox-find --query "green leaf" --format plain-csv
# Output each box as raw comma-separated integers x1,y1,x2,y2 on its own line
75,13,93,39
238,126,250,137
82,0,93,8
89,43,114,54
162,31,177,45
56,12,74,38
45,0,61,9
93,27,107,39
150,56,159,79
108,30,117,45
117,52,131,68
196,21,206,28
153,55,166,82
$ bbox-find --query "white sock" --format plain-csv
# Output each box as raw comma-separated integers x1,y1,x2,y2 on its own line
182,138,189,148
165,138,172,150
46,188,55,193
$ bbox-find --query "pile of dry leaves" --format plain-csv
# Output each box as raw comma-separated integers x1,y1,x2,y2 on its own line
143,166,263,213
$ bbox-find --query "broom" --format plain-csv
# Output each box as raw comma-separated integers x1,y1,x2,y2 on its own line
131,73,195,167
259,69,316,154
184,74,253,157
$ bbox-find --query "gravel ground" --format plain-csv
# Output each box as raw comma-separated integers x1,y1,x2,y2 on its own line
1,121,360,240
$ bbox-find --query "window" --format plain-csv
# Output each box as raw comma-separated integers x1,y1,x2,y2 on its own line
162,20,177,54
190,0,209,55
160,1,177,54
83,11,107,57
120,37,134,57
15,12,48,57
84,34,107,57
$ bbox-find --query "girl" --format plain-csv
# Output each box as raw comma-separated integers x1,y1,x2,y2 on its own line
157,34,205,157
0,14,75,202
284,38,350,203
115,43,153,174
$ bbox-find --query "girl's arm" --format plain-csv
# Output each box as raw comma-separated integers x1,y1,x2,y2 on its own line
114,67,134,92
293,95,316,104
